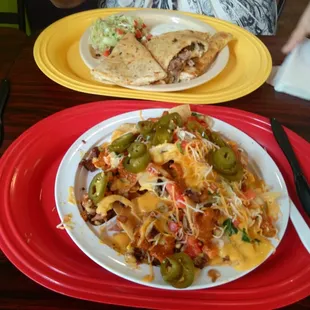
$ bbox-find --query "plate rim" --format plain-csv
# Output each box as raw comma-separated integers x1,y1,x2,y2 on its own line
54,107,290,291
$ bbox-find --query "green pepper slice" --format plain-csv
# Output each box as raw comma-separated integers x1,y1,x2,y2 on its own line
128,142,147,159
213,146,237,170
88,172,108,204
157,112,183,129
222,162,244,182
170,253,195,289
108,133,136,154
160,257,183,283
153,126,173,145
210,132,227,147
123,152,151,173
137,121,154,135
186,120,208,139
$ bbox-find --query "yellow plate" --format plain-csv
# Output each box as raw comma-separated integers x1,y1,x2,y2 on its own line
34,8,272,105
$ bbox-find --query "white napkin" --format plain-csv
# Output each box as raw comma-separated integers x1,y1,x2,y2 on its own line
266,38,310,101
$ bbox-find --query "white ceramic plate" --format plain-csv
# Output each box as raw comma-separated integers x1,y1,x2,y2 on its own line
55,108,290,290
79,10,230,92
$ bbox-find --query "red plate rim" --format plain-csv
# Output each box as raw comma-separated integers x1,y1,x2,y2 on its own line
0,100,309,309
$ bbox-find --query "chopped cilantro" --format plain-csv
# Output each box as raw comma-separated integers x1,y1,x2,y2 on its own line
223,219,238,236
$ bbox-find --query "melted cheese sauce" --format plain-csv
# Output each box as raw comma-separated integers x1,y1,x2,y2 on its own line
100,228,130,254
215,233,273,271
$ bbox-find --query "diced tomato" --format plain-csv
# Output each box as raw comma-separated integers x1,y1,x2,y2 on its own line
166,183,185,209
233,219,240,228
135,30,142,39
202,244,218,259
142,23,147,28
102,49,111,57
243,189,257,200
184,236,202,258
168,221,179,232
116,28,124,35
146,34,153,40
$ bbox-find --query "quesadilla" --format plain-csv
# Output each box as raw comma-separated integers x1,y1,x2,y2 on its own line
180,32,234,80
146,30,210,83
91,33,167,86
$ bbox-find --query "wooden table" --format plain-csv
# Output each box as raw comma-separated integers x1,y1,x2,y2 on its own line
0,29,309,309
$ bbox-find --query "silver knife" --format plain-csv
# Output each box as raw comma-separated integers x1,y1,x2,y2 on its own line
271,118,310,217
0,79,10,148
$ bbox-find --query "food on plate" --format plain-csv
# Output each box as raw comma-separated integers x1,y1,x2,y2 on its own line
89,15,151,57
185,32,234,78
78,105,280,288
91,33,167,86
145,30,210,83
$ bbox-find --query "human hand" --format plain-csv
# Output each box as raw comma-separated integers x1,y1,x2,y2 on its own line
282,2,310,53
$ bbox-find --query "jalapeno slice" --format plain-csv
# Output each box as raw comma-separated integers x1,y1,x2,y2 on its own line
153,126,173,145
160,257,183,283
88,172,108,204
213,147,237,170
137,121,154,135
108,133,136,154
128,142,147,159
123,152,151,173
222,162,244,182
210,132,227,147
157,112,183,129
170,253,195,289
186,120,208,139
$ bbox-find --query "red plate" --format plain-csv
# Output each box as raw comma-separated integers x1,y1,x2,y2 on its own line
0,100,309,309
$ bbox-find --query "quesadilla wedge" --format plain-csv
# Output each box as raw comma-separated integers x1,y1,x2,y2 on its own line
180,32,234,80
146,30,211,83
91,33,167,86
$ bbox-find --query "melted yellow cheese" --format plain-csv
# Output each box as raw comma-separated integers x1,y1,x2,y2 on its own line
96,195,133,216
100,228,130,254
217,232,273,271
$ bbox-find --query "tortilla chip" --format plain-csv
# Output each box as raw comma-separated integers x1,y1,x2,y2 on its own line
91,33,167,86
146,30,210,71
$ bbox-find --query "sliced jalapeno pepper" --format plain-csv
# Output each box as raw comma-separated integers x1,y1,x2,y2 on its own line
170,253,195,289
157,112,183,129
123,152,151,173
88,172,108,204
137,121,154,135
222,162,244,182
153,126,173,145
160,257,182,283
210,132,227,147
128,142,147,159
186,120,208,139
108,133,136,154
213,146,237,170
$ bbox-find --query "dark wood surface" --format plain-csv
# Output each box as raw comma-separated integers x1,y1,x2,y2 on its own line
0,28,309,309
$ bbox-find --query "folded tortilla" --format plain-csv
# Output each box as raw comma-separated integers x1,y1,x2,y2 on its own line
181,32,234,80
91,33,167,86
146,30,210,83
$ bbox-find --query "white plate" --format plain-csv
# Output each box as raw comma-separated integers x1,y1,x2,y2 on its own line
55,108,290,290
79,10,230,92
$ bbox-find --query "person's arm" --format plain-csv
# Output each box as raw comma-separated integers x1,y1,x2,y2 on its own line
49,0,86,8
282,2,310,53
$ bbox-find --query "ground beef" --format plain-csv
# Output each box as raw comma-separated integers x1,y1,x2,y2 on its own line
79,146,100,171
133,248,146,263
193,253,208,269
